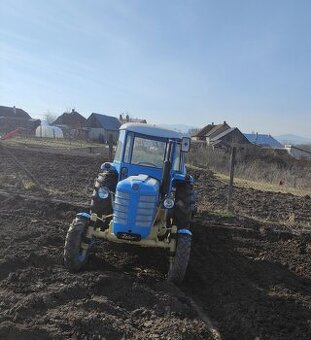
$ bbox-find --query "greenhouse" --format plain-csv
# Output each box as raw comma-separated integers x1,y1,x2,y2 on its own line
35,124,64,138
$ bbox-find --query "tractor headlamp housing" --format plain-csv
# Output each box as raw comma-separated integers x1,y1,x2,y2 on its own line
98,186,110,199
100,162,111,170
163,197,175,209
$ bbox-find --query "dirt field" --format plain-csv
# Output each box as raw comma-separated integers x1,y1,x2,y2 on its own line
0,145,310,339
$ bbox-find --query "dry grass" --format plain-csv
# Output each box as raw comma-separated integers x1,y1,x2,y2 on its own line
22,180,37,191
240,212,311,229
188,145,311,196
209,209,236,218
215,173,311,197
5,136,106,150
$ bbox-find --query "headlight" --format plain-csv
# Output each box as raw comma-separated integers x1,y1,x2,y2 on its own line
98,186,110,199
163,197,174,209
100,162,111,170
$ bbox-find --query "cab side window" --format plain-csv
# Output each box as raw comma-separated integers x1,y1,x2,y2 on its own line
124,132,134,163
173,144,181,171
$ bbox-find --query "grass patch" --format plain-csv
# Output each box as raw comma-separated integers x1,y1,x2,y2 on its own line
215,173,311,197
239,213,311,229
6,136,107,150
211,209,236,218
22,180,37,191
188,145,311,195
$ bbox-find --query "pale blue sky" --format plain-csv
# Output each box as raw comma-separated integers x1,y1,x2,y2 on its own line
0,0,310,137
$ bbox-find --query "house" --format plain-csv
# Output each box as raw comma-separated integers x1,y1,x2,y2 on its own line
0,105,40,134
119,113,147,124
191,123,214,141
284,145,311,161
85,113,121,143
191,121,250,149
192,121,231,142
244,133,283,149
52,109,86,129
210,127,251,149
0,105,31,119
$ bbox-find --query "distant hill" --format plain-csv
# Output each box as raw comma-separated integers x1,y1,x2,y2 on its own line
276,134,311,145
158,124,198,134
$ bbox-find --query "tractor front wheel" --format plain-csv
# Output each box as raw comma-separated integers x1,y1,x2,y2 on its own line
167,233,192,284
63,217,92,272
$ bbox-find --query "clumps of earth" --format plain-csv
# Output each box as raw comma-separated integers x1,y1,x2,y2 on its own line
0,146,310,339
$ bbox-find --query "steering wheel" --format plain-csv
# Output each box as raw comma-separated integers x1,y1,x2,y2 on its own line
136,161,157,167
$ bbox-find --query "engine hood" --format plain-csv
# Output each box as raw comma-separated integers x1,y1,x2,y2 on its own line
112,175,160,239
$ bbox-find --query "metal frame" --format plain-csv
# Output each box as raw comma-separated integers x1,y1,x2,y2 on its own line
80,212,177,255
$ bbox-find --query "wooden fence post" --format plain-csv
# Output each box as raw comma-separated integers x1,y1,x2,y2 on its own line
108,135,113,162
227,146,236,211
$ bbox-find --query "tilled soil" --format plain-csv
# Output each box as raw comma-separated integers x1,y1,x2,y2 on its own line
0,145,310,339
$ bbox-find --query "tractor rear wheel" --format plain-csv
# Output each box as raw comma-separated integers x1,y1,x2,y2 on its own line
168,233,192,284
90,171,118,219
63,217,91,272
173,182,193,228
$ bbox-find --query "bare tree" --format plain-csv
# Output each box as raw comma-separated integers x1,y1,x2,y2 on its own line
44,111,58,125
188,128,200,136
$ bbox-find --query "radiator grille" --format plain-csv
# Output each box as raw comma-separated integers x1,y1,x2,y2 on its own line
113,192,157,227
135,194,157,227
113,192,130,225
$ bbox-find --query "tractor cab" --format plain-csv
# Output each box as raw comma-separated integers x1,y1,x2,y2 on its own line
110,123,190,183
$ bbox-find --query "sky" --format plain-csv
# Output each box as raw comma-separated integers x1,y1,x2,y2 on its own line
0,0,310,137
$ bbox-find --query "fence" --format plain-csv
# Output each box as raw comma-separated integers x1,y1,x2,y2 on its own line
188,142,311,201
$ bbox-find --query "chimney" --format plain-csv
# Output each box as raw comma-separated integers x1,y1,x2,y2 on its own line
212,122,214,126
223,120,226,125
13,106,16,115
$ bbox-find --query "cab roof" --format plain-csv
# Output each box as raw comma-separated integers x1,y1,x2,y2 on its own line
120,123,184,139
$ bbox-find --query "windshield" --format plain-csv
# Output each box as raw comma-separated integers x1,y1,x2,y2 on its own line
119,132,182,169
131,136,166,167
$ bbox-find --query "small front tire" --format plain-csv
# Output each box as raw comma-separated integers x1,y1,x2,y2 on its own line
168,233,192,284
64,217,91,272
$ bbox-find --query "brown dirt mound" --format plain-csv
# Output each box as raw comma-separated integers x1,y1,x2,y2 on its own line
0,195,211,339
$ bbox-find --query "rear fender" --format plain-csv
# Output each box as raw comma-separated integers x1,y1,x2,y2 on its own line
172,173,194,185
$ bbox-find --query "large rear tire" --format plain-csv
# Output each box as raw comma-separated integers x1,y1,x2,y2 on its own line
90,171,118,219
63,217,91,272
173,182,193,228
167,233,192,284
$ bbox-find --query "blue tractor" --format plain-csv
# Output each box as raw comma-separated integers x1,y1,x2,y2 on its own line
63,123,196,284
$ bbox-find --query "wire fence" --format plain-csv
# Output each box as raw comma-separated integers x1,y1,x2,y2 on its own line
187,142,311,198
